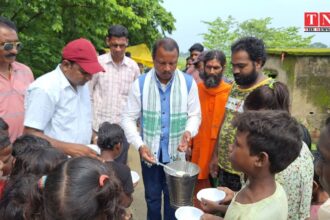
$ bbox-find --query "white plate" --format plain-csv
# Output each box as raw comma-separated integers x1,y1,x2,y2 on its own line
197,188,226,203
130,171,140,184
175,206,203,220
87,144,101,155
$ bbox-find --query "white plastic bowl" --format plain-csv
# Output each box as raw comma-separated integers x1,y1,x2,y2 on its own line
130,171,140,184
197,188,226,203
87,144,101,155
175,206,203,220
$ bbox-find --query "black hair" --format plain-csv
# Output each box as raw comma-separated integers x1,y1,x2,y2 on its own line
189,43,204,53
0,118,9,131
232,110,302,174
203,50,226,67
97,122,124,150
244,81,290,112
0,130,10,150
244,82,312,148
12,134,51,157
231,36,267,67
0,174,43,220
107,24,128,38
43,157,124,220
152,37,179,60
11,135,67,178
0,16,17,32
98,48,106,55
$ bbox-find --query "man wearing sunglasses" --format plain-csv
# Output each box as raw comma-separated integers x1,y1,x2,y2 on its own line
90,24,140,164
0,17,34,143
24,38,105,158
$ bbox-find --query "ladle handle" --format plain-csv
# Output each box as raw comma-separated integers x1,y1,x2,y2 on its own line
157,162,177,173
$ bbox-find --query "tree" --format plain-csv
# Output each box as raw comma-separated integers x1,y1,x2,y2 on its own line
0,0,175,77
202,16,314,55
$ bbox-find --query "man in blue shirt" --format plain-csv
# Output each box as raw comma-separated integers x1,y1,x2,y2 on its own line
121,37,201,220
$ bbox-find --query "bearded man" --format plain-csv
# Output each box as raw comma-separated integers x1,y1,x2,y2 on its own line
191,50,231,206
209,37,272,191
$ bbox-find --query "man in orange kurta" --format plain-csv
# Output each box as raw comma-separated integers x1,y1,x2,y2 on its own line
191,50,231,206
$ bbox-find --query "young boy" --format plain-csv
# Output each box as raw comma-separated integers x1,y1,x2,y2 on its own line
315,117,330,219
201,110,302,220
97,122,134,208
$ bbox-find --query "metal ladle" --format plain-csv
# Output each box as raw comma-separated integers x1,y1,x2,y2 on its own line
157,161,190,177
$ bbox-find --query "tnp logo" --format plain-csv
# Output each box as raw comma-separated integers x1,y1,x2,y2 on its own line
304,12,330,32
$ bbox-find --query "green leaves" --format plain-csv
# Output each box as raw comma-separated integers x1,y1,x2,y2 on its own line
1,0,175,77
202,16,313,54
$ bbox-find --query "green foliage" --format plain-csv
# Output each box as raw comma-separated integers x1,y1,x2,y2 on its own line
1,0,175,77
202,16,314,55
202,16,314,79
267,48,330,56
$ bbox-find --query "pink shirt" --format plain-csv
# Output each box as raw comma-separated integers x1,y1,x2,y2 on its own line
0,62,34,142
90,54,139,130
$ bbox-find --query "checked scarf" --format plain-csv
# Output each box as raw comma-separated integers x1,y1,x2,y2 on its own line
142,69,188,162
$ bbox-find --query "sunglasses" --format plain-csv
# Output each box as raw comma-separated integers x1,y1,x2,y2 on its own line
0,42,23,51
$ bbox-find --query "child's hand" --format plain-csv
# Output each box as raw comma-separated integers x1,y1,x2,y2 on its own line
200,196,229,214
217,187,235,205
200,213,224,220
200,198,224,213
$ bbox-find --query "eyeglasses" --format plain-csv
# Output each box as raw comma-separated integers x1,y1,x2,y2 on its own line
109,43,127,49
0,42,23,51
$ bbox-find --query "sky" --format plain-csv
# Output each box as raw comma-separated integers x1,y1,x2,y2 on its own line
161,0,330,52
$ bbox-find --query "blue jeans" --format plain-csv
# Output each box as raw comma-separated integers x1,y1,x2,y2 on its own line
141,161,175,220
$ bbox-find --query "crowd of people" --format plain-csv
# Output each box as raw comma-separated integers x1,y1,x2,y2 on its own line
0,15,330,220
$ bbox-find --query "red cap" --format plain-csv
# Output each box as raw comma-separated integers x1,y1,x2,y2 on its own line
62,38,104,74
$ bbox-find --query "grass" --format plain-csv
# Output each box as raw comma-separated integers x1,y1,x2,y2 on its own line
267,48,330,56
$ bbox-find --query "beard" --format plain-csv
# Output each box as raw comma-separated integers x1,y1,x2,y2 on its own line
200,72,223,88
233,65,258,86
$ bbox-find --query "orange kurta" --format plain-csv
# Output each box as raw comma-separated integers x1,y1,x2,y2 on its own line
192,80,231,179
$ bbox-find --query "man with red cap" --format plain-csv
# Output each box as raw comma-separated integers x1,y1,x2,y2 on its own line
24,38,104,157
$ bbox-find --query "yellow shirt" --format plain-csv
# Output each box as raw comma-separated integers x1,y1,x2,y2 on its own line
218,78,272,174
224,182,288,220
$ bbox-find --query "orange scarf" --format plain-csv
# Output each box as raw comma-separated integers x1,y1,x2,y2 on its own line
191,80,232,179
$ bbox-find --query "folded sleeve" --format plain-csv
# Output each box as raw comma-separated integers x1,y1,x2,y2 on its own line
24,87,56,131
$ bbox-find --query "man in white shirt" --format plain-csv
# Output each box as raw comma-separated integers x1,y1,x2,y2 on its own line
90,24,139,164
121,37,201,220
24,38,104,157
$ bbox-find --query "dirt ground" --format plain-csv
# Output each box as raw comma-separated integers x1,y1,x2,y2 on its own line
127,146,147,219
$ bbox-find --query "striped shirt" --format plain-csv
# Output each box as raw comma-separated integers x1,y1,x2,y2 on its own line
0,62,34,142
90,54,139,131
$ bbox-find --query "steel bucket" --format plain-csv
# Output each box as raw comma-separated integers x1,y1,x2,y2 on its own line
164,161,200,209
